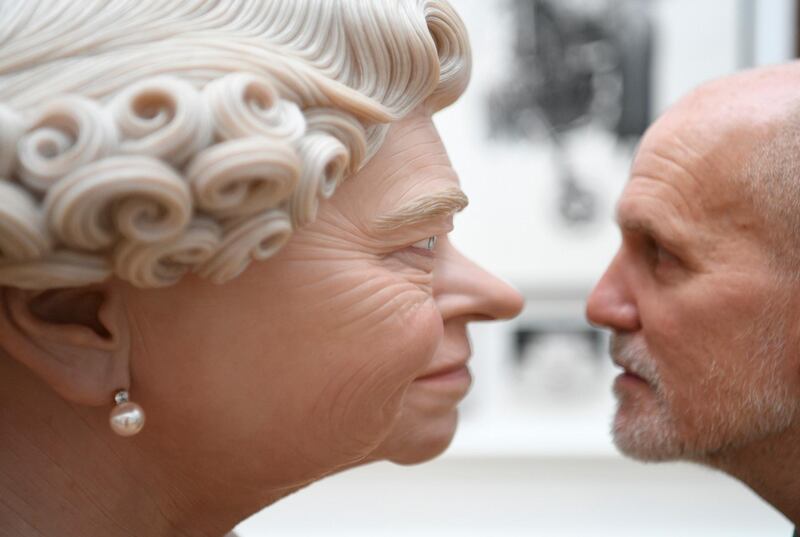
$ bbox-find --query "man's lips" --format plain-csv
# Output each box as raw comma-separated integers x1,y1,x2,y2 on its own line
619,370,647,383
612,357,651,384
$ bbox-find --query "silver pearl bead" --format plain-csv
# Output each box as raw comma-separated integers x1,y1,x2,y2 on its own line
109,401,146,436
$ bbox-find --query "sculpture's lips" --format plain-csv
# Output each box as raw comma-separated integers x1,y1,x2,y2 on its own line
415,359,470,381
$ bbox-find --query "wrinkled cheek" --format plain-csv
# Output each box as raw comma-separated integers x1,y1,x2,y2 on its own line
313,299,443,463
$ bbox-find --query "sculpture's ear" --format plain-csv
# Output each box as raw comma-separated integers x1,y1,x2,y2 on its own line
0,285,131,406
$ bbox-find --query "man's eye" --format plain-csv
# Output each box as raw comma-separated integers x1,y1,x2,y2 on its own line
655,244,679,266
411,236,438,252
645,238,679,269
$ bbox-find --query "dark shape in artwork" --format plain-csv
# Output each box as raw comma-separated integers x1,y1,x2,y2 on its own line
487,0,653,226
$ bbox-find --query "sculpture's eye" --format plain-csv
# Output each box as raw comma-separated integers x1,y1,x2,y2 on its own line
411,236,438,252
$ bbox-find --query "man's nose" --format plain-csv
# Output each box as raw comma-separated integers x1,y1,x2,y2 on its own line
585,252,640,332
436,247,524,322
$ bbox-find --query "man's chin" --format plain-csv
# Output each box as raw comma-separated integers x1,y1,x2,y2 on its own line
611,407,685,462
613,434,680,462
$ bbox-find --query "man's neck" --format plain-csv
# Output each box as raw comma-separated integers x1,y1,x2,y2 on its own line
704,426,800,525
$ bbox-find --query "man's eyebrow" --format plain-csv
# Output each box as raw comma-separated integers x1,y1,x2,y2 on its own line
616,210,689,249
374,187,469,230
616,212,656,235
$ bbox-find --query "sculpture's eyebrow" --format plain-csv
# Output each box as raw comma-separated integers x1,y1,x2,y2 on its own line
374,187,469,230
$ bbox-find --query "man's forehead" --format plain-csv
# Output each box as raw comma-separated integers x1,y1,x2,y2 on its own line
620,152,759,246
642,69,790,174
626,102,764,217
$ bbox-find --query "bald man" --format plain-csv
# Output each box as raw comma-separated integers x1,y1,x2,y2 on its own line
586,63,800,533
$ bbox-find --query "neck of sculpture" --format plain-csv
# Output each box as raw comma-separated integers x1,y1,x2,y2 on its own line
0,356,292,537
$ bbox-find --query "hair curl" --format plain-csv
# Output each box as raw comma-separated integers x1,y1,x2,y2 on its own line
0,0,470,289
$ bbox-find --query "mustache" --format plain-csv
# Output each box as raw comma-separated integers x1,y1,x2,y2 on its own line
609,334,660,385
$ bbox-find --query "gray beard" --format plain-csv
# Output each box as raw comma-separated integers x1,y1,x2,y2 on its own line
609,323,798,464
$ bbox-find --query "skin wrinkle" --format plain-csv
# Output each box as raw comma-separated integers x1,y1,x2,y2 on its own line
310,365,387,458
314,325,430,457
379,155,454,189
351,281,433,333
283,235,435,300
664,128,725,189
326,355,412,439
286,228,373,257
53,424,136,537
393,254,437,278
383,113,433,144
649,127,760,227
382,144,449,178
0,460,45,537
70,418,181,537
317,277,423,330
8,422,120,536
373,136,450,182
638,125,738,205
625,167,698,226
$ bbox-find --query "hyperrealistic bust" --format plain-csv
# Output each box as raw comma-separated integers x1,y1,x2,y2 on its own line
0,2,523,536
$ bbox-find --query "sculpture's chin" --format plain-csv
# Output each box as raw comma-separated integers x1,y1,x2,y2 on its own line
378,410,460,466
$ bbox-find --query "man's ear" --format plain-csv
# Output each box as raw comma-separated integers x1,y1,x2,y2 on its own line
0,284,131,406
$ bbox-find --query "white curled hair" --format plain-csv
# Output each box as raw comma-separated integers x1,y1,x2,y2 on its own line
0,0,470,289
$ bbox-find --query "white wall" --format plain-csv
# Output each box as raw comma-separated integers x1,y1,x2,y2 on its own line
238,457,791,537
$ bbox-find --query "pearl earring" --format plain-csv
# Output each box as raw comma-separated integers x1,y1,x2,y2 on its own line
109,389,146,436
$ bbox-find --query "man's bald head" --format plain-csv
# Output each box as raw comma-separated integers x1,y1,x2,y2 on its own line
644,62,800,276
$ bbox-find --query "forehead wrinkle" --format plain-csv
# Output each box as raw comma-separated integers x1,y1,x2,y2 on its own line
633,143,752,234
634,141,703,204
623,172,694,223
630,133,718,226
380,139,450,183
390,111,438,140
642,109,754,210
664,130,737,203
